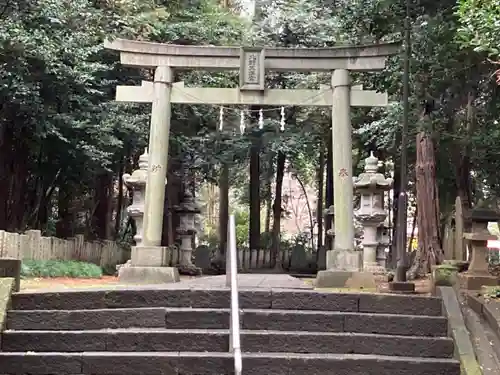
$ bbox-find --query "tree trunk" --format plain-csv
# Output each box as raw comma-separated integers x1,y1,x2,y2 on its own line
316,145,325,254
162,158,182,246
93,172,113,240
271,151,286,269
8,146,29,231
454,90,474,209
114,157,125,238
294,172,315,251
56,183,73,238
249,134,261,253
389,162,401,268
218,164,229,257
409,130,443,278
0,125,13,229
264,153,275,234
325,131,334,250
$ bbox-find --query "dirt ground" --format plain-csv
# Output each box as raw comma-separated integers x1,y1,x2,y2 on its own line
20,275,431,294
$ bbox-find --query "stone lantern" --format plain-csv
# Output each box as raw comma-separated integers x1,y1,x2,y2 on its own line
123,149,149,246
173,189,202,275
353,152,393,274
461,207,500,290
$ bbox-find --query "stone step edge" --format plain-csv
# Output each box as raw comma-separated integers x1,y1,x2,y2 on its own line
2,329,454,340
0,351,460,363
11,289,443,316
8,307,447,320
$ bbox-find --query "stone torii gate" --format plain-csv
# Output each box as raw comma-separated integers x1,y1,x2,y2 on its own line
105,39,399,284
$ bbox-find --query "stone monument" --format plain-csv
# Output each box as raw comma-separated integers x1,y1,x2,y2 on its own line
119,150,179,284
353,152,392,274
104,39,399,284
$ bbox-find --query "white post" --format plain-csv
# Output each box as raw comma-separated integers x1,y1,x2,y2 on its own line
331,69,354,253
142,66,173,246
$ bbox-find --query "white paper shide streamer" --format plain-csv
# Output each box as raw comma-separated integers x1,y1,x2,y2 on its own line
280,107,285,131
219,107,224,131
258,108,264,129
239,110,245,134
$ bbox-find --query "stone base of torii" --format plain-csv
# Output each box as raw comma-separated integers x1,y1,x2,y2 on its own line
105,39,400,287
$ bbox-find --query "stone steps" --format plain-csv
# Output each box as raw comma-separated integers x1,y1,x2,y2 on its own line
1,329,454,358
10,287,443,315
1,288,460,374
7,307,448,336
0,352,460,375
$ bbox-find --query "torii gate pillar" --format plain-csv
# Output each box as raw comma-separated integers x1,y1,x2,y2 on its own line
329,69,356,267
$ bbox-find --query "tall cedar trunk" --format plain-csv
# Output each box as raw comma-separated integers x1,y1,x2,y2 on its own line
409,130,443,278
264,184,273,233
8,146,29,231
264,152,275,234
0,125,12,229
93,173,113,239
389,163,401,268
218,164,229,257
56,183,73,238
264,189,272,233
324,131,334,250
454,90,474,209
249,134,261,253
115,157,125,238
316,145,325,254
271,151,286,268
162,158,182,246
295,173,315,251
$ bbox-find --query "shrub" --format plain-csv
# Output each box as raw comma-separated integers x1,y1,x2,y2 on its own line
21,260,103,278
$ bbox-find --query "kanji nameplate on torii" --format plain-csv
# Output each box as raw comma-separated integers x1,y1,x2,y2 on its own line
239,47,265,91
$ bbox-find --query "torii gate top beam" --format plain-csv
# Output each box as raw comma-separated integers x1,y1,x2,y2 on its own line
104,39,401,72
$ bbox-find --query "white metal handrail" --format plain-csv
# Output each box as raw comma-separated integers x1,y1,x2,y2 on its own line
226,214,242,375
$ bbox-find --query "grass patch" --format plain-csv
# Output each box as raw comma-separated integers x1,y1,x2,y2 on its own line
21,260,103,279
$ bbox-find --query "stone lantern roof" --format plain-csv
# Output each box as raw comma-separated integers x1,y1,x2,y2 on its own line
353,152,393,191
123,149,149,187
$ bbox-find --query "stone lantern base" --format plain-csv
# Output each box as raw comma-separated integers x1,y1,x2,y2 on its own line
118,246,180,284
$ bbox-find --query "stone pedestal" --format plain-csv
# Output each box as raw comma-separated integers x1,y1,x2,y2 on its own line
460,208,500,290
119,149,178,284
376,223,391,268
359,223,386,274
119,266,180,284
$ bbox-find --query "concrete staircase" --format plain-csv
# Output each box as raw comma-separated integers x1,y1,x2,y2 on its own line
0,287,460,374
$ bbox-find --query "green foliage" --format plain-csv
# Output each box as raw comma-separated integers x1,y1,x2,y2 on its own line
21,260,103,278
3,0,500,253
233,209,250,247
456,0,500,58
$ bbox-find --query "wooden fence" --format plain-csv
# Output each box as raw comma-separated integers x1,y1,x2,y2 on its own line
0,230,127,268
